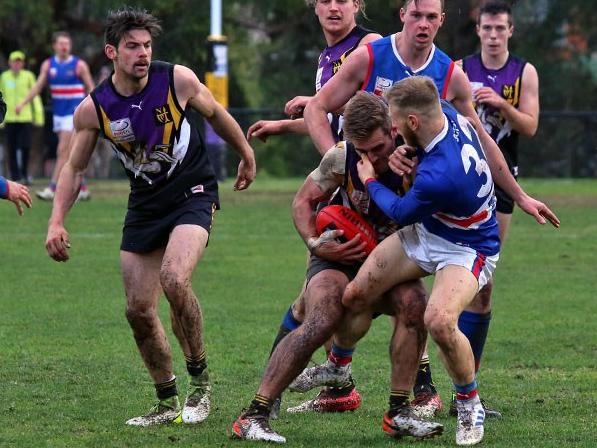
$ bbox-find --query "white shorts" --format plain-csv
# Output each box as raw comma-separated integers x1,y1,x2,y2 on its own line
53,114,75,133
398,222,499,291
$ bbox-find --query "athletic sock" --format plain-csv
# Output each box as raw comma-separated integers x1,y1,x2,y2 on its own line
454,380,478,401
388,389,410,417
413,355,437,395
155,376,178,400
248,394,274,417
186,351,207,381
458,311,491,372
269,306,301,356
328,343,354,366
50,182,57,192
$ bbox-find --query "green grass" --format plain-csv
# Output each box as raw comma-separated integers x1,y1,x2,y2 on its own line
0,178,595,447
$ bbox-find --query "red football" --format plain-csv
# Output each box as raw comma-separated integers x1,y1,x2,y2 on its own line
315,205,377,255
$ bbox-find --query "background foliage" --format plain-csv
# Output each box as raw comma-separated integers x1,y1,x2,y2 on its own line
0,0,595,177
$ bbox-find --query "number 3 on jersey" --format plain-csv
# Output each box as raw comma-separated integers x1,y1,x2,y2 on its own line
457,114,492,199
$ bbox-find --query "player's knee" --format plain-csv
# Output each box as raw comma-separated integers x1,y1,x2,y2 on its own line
159,267,190,301
394,283,426,328
296,318,335,349
342,282,366,312
125,304,156,329
424,310,454,344
467,281,493,313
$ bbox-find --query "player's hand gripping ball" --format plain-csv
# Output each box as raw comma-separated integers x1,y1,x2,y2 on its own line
315,205,377,255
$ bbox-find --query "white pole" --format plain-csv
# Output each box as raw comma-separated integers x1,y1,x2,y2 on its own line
210,0,222,37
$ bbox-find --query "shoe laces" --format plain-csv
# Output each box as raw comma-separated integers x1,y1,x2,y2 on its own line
186,383,209,406
457,408,473,429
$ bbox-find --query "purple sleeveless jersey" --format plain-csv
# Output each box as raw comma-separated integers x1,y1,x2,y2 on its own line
315,25,375,141
91,61,218,213
463,53,527,174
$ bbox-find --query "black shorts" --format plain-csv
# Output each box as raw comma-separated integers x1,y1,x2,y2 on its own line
121,197,216,253
306,254,362,284
495,184,515,214
306,255,390,319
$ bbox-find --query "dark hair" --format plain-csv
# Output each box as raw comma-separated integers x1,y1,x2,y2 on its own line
52,31,71,44
343,91,391,141
478,1,513,26
403,0,444,12
105,7,162,47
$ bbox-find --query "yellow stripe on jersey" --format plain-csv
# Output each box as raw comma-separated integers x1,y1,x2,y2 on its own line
512,76,521,108
162,88,183,145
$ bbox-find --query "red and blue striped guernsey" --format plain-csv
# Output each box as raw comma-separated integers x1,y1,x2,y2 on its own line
48,55,86,117
361,34,455,99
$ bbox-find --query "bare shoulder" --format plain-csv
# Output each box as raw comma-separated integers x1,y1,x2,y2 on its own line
173,64,203,105
73,96,100,130
40,59,51,74
522,62,539,81
446,63,471,101
359,33,383,46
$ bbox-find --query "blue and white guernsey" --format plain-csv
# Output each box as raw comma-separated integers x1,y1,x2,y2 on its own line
361,34,455,99
48,56,86,117
366,101,500,256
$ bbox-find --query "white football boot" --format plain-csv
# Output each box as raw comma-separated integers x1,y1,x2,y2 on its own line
289,361,352,393
456,395,485,445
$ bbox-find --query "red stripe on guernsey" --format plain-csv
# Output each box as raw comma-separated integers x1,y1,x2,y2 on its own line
435,209,489,228
51,87,85,95
471,253,486,279
441,60,455,99
360,44,375,91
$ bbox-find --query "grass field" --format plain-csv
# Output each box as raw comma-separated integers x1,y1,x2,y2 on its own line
0,178,595,447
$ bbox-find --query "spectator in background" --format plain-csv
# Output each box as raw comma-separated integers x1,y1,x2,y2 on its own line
0,91,32,215
16,31,95,201
0,51,45,184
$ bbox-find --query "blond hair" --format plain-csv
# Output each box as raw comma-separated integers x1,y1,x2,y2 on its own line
343,91,391,141
305,0,367,16
385,76,441,120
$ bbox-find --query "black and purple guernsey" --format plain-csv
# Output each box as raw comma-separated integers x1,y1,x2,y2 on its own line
462,53,527,175
316,25,376,141
90,61,218,213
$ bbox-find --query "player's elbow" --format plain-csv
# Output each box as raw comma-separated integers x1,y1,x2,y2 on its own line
522,123,538,138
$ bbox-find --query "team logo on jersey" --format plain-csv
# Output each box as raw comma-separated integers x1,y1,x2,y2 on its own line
109,118,135,143
502,84,515,102
49,67,57,78
153,104,173,125
373,76,393,97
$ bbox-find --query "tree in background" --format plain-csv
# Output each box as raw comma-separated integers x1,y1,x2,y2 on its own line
1,0,594,176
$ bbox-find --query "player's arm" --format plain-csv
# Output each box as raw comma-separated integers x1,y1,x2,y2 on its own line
357,153,438,226
359,33,383,46
447,66,559,227
304,45,370,155
46,97,100,262
16,59,49,114
246,118,308,142
478,62,539,137
293,145,366,262
76,59,96,93
175,65,256,191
